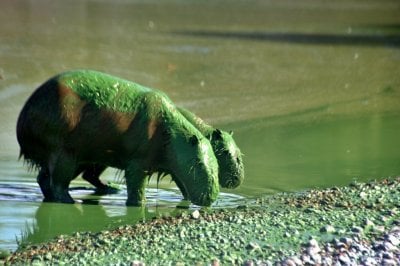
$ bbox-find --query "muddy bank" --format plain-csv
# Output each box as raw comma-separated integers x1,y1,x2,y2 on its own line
4,177,400,265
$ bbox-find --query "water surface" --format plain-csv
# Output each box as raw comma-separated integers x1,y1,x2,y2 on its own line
1,0,399,251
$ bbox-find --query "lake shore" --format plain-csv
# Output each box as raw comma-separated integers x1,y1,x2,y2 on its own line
4,177,400,265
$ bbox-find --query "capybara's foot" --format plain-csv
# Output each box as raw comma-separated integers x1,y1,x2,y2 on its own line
126,198,145,207
94,184,120,195
43,197,75,204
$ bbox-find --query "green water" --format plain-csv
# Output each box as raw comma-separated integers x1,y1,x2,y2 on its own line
1,0,399,251
231,113,400,195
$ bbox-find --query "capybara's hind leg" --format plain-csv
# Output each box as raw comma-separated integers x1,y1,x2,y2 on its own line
37,166,53,201
49,152,77,203
81,164,119,195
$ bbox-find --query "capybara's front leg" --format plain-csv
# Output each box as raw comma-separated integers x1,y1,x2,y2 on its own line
125,162,146,206
49,152,77,203
173,175,189,200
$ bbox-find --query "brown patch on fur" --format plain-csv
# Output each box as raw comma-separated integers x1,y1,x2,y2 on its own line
113,112,135,133
147,119,159,140
58,84,86,131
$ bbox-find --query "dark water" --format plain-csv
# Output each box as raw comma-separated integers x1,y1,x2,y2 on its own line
1,0,400,251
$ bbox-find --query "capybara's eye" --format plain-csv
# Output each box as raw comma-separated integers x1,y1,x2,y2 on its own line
189,135,199,145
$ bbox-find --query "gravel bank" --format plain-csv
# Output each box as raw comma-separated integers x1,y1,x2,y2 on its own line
4,177,400,265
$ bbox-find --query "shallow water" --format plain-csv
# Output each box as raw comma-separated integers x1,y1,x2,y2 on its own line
1,0,400,251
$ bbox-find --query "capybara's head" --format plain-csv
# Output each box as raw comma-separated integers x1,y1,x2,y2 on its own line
210,129,244,189
166,132,219,206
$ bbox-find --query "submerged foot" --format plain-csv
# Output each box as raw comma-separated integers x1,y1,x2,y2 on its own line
93,183,121,195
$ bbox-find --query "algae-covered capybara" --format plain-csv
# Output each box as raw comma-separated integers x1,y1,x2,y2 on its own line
16,70,219,206
177,108,244,189
80,108,245,197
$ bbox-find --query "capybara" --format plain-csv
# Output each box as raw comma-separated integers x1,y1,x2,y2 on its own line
17,69,219,206
80,108,244,197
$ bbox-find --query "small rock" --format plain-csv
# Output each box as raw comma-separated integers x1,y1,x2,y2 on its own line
363,219,375,227
349,243,365,253
44,252,52,261
386,234,400,246
191,210,200,219
374,225,386,233
290,256,302,265
281,258,296,266
351,226,364,234
131,260,145,266
382,258,397,266
361,257,377,266
263,260,273,266
211,258,220,266
300,254,312,264
307,246,321,257
382,252,394,259
322,257,333,265
383,241,396,251
380,215,389,222
338,252,351,264
334,241,347,249
306,239,321,256
340,237,353,247
246,242,260,251
320,225,336,233
390,226,400,233
243,260,253,266
325,243,334,253
310,253,322,264
308,238,319,248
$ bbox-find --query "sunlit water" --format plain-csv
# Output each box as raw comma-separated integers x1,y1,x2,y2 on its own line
1,0,400,251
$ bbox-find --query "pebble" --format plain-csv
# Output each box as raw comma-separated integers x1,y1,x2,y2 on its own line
246,242,261,252
191,210,200,219
386,234,400,246
281,257,299,266
131,261,145,266
351,226,364,234
361,257,377,266
280,228,400,266
340,237,353,247
320,225,336,233
338,252,351,264
363,219,375,227
382,258,397,266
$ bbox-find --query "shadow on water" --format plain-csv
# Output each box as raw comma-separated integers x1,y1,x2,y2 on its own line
173,30,400,48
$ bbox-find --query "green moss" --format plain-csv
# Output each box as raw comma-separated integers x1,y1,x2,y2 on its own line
58,70,156,113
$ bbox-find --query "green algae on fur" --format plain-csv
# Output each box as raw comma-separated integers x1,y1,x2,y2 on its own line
58,70,156,113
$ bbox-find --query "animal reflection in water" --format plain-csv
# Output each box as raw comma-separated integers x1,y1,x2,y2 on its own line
17,70,244,206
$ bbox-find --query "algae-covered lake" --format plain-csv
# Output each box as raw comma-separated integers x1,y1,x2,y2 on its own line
0,0,399,251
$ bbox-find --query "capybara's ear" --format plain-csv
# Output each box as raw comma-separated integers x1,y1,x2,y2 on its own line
189,135,199,145
212,129,223,140
229,130,234,136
